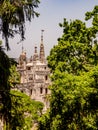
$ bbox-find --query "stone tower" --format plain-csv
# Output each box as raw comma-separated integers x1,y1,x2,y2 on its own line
16,31,51,112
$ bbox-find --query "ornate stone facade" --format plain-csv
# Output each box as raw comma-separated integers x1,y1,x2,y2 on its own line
16,31,51,112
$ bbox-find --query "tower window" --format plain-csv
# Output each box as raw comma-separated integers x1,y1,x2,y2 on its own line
27,67,31,70
29,77,33,80
45,88,48,94
45,75,48,80
31,89,32,95
40,87,43,94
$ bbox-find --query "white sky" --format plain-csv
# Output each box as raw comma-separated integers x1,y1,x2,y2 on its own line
5,0,98,58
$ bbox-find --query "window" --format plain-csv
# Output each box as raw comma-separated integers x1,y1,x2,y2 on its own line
29,77,33,80
31,89,32,95
45,75,48,80
27,67,31,70
40,87,43,94
45,88,48,94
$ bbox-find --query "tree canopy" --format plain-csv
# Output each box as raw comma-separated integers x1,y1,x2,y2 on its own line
38,5,98,130
0,0,40,49
47,19,98,74
9,90,43,130
85,5,98,32
0,43,12,129
8,64,20,87
0,1,40,129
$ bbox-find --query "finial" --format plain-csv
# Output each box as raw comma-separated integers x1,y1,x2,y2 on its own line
41,30,44,42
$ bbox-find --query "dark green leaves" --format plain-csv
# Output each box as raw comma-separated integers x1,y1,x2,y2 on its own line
0,0,40,49
10,90,43,130
85,5,98,33
41,5,98,130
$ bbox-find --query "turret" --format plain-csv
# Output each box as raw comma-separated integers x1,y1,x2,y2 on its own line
33,46,39,61
18,44,27,69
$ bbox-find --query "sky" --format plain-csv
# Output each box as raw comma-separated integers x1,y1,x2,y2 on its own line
5,0,98,58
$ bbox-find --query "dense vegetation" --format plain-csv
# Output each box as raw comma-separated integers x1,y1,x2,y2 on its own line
1,1,98,130
0,0,40,49
0,45,43,129
0,46,44,130
38,5,98,130
0,0,41,129
0,43,11,129
9,90,43,130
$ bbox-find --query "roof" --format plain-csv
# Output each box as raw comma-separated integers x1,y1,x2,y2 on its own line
26,62,33,66
36,60,46,66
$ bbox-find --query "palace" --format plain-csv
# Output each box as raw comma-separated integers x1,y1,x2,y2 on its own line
16,31,51,112
0,31,51,130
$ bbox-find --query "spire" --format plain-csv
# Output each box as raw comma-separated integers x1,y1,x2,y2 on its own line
34,46,37,54
33,45,39,61
40,30,45,63
41,29,44,43
18,43,27,66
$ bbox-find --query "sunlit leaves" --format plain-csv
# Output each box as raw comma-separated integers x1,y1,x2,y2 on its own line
46,66,98,129
8,65,20,87
10,90,43,130
48,19,97,74
40,5,98,130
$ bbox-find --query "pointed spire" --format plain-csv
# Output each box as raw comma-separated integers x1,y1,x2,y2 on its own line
33,45,39,61
18,43,27,66
34,46,37,54
41,30,44,43
40,30,45,63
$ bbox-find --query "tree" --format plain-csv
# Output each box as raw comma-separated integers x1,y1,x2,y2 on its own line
9,90,43,130
0,0,40,49
85,5,98,32
0,43,12,129
47,19,97,74
8,64,20,87
0,53,43,129
39,68,98,130
39,6,98,130
0,1,40,129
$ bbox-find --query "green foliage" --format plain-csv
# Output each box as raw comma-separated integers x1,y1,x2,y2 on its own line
0,44,43,129
10,90,44,130
39,67,98,130
59,19,93,42
85,5,98,31
0,0,40,129
47,19,98,74
0,0,40,49
38,109,51,130
39,5,98,130
8,65,20,87
0,44,11,129
0,45,11,89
